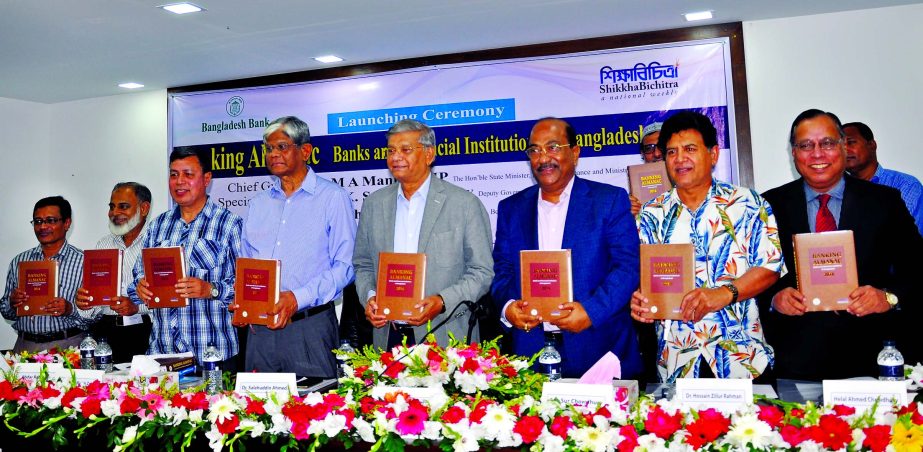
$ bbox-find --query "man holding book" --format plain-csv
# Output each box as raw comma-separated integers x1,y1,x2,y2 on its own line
232,116,356,377
630,111,785,382
491,117,642,378
1,196,89,352
74,182,154,363
354,119,494,350
760,109,921,380
128,148,243,369
630,122,664,216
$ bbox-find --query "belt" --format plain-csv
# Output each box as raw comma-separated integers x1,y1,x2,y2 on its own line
20,327,85,343
290,302,332,322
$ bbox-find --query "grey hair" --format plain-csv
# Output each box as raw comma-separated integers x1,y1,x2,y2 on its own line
386,119,435,147
112,182,152,205
263,116,311,145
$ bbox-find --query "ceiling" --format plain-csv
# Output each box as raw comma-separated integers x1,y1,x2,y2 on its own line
2,0,918,104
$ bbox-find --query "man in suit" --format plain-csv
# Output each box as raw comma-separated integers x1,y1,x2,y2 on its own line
491,117,642,378
761,109,922,380
353,119,494,350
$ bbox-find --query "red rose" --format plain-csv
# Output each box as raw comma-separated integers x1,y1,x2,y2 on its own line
383,361,406,379
353,365,369,377
644,406,683,440
441,406,466,424
290,421,310,440
461,358,480,373
245,398,266,416
513,415,545,443
0,380,14,401
549,416,574,439
789,408,805,418
617,425,639,452
120,397,142,415
809,414,852,450
216,414,240,435
757,405,784,428
80,398,102,418
61,387,87,409
337,408,356,427
685,409,730,450
780,424,808,447
283,402,311,424
39,386,61,399
863,424,892,452
831,404,856,417
469,400,492,423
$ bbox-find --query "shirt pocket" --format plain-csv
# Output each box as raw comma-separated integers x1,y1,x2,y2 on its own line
188,238,223,280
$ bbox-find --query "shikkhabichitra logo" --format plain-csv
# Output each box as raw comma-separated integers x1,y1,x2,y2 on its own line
226,96,244,117
599,61,679,100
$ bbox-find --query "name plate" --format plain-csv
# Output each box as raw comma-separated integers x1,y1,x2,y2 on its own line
370,385,448,407
12,362,65,382
541,379,616,407
823,380,907,410
235,372,297,398
676,378,752,412
49,368,106,386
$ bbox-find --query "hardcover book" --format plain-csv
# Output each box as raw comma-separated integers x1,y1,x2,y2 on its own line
17,260,58,317
628,161,672,205
376,252,426,321
233,257,281,325
83,249,123,306
519,250,573,319
793,230,858,312
639,244,694,320
154,355,196,372
141,246,188,308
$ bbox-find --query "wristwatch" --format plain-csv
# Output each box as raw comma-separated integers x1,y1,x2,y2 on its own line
210,284,219,299
885,291,899,309
724,283,739,304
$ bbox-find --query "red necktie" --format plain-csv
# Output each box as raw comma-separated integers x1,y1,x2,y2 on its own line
815,194,837,232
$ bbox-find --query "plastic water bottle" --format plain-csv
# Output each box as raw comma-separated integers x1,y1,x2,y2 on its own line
94,337,113,372
203,343,222,394
538,338,563,381
336,339,355,379
878,340,904,381
79,334,97,370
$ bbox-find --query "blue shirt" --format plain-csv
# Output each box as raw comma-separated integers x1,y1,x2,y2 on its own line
242,169,356,310
804,178,846,232
1,242,89,334
871,165,923,236
128,198,243,361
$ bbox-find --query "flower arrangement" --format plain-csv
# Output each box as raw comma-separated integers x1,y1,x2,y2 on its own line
3,347,80,368
1,344,922,451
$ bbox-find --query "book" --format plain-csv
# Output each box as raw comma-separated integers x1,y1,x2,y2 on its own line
639,244,694,320
233,257,281,325
154,355,196,372
17,260,58,317
141,246,188,308
793,230,858,312
376,252,426,321
628,161,672,205
83,249,123,306
519,250,573,319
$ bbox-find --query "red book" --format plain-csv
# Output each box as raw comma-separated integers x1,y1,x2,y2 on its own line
639,244,694,320
83,249,122,306
233,257,281,325
141,246,188,308
519,250,573,319
376,252,426,321
17,260,58,317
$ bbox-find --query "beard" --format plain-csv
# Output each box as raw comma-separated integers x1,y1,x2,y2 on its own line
109,209,143,236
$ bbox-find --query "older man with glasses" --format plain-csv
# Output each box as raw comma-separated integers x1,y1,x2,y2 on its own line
1,196,90,352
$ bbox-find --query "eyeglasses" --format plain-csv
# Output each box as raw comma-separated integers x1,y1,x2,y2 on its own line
385,145,423,157
264,142,300,153
31,217,63,226
793,138,841,152
524,143,570,159
641,144,659,155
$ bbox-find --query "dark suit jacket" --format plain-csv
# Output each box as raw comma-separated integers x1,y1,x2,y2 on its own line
760,176,922,380
491,177,642,378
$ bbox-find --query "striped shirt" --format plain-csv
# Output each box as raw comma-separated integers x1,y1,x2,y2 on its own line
1,242,90,334
81,225,151,320
871,165,923,236
127,199,243,361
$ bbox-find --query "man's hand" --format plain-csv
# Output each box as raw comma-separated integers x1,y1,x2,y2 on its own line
41,297,71,317
136,278,154,304
175,277,213,299
550,301,592,333
110,297,139,316
680,287,733,322
267,291,299,330
630,290,655,323
847,286,891,317
504,300,541,332
630,194,642,216
10,288,27,309
75,287,93,310
771,287,807,316
406,295,444,326
364,296,388,328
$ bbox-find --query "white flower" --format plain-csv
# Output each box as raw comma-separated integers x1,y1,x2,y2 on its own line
205,426,224,452
791,440,824,452
267,413,291,435
320,413,347,438
570,426,616,451
44,396,61,410
101,399,121,418
538,432,565,452
122,425,139,443
352,417,376,443
637,433,667,451
189,409,204,423
723,413,774,449
422,421,443,441
302,392,324,406
239,418,265,437
207,395,239,423
475,404,516,441
453,371,488,393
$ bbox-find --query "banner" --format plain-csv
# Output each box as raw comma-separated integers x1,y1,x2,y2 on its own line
169,38,739,235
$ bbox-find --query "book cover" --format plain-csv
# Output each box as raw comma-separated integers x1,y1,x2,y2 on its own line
376,252,426,321
233,257,281,325
628,161,672,205
154,355,196,372
141,246,188,308
519,250,573,319
639,244,694,320
83,249,122,306
17,260,58,317
793,230,858,312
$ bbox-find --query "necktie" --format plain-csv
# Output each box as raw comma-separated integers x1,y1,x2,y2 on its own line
815,194,837,232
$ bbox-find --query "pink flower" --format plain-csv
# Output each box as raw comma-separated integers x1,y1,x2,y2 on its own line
32,353,53,363
644,406,683,439
138,393,166,419
550,415,574,439
757,404,784,428
395,401,429,436
618,425,639,452
19,388,46,408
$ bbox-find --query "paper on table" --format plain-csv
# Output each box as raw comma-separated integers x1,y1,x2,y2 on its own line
577,351,621,384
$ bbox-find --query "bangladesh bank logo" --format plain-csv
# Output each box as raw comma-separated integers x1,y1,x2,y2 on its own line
226,96,244,117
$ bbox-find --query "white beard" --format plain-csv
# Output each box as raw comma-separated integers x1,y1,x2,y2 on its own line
109,209,142,236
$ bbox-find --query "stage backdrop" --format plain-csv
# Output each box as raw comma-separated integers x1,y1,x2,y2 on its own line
169,37,740,235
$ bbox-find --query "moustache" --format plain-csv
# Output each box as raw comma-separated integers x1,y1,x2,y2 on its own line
536,162,558,172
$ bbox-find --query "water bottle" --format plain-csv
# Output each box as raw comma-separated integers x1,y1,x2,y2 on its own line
878,340,904,381
538,338,562,381
336,339,355,379
79,334,97,370
203,343,222,394
94,337,113,372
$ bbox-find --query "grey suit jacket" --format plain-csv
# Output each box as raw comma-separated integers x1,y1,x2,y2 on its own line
353,175,494,349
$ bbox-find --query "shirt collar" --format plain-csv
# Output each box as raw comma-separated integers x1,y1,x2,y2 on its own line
270,167,316,198
169,196,216,223
871,164,885,183
398,172,433,202
29,241,71,260
803,176,846,202
539,175,576,206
